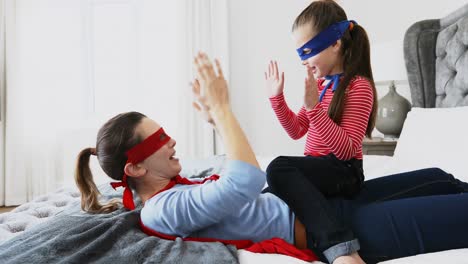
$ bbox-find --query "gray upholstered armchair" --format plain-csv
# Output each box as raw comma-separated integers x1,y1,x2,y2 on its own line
404,3,468,108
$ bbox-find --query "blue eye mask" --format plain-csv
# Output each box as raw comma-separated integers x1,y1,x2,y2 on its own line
296,20,356,61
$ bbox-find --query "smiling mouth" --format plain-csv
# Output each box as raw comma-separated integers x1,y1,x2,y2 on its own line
169,151,178,160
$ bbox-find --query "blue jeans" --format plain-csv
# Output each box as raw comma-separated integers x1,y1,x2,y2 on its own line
333,167,468,264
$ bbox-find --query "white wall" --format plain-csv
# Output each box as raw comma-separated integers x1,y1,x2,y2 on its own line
228,0,467,156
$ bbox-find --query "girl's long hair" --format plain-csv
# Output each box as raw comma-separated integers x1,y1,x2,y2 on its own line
293,0,377,137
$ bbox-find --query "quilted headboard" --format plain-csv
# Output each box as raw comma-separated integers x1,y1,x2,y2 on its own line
404,3,468,108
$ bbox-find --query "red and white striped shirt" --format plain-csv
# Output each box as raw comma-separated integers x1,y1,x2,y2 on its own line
270,76,374,160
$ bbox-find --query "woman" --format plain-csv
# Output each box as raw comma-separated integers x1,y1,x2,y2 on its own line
75,52,468,264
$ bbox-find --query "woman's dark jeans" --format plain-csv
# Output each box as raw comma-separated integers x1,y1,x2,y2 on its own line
342,168,468,264
265,154,468,263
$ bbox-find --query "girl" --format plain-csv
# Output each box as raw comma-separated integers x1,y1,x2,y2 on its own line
264,0,377,263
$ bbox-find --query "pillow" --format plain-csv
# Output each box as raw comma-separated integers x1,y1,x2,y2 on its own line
387,106,468,182
180,155,276,178
179,155,227,179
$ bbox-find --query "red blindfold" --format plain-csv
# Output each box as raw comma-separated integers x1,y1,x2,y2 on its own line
111,127,171,210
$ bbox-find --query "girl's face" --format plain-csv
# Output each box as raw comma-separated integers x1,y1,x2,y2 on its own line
293,24,343,79
135,118,182,179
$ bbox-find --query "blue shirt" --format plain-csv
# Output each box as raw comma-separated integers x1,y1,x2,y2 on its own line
140,160,295,243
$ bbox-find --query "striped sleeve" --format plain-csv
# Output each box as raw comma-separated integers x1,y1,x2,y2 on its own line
269,93,309,140
306,78,374,160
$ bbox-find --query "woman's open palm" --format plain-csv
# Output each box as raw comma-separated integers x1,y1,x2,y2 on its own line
191,78,215,126
193,52,230,114
304,65,319,110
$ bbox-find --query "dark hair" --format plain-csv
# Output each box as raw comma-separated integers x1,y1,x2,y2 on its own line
293,0,377,137
74,111,146,213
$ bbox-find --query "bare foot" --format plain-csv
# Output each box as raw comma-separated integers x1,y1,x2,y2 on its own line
332,252,366,264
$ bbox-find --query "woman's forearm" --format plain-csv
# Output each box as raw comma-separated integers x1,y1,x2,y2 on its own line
211,106,259,169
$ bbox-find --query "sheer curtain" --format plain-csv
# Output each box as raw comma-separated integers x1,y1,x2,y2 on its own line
2,0,229,206
181,0,229,157
0,0,5,206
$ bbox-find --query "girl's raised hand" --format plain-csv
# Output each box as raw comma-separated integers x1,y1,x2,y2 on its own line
304,66,319,110
264,60,285,98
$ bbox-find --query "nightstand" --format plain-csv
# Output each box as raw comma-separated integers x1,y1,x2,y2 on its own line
362,137,398,156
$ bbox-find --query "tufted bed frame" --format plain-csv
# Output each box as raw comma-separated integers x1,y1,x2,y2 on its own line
404,2,468,108
0,3,467,264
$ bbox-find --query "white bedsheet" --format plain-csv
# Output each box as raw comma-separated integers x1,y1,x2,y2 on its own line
240,155,468,264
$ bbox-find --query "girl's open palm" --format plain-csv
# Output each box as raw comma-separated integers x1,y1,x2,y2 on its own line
264,60,285,98
304,66,319,110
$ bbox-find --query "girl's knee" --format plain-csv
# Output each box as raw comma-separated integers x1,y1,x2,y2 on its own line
266,156,291,187
266,156,290,175
265,169,285,187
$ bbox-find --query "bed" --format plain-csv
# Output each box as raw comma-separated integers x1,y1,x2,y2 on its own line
1,3,468,264
1,145,467,264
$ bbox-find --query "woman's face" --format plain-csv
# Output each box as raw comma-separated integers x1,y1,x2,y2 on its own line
293,24,343,79
135,118,182,178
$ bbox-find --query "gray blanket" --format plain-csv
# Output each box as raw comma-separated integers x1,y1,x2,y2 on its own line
0,156,239,264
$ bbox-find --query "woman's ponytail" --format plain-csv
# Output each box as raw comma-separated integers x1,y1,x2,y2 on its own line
74,147,120,213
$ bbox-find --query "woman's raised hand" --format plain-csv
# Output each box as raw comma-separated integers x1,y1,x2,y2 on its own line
193,52,230,114
264,60,285,98
192,52,259,167
191,78,215,126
